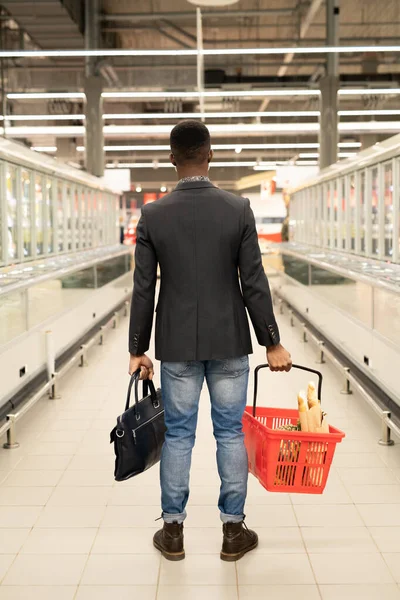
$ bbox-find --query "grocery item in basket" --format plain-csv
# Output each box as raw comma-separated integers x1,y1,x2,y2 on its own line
307,381,319,408
297,391,309,432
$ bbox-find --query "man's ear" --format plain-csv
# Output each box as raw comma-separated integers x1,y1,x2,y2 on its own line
170,152,177,166
208,149,214,163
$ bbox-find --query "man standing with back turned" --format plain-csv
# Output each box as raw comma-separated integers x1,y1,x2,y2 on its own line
129,120,292,562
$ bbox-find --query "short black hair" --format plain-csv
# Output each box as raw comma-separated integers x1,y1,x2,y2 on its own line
170,120,211,165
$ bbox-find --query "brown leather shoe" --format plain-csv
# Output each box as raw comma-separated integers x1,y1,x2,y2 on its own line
220,520,258,562
153,521,185,561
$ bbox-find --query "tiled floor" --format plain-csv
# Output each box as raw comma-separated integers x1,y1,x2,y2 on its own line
1,293,400,600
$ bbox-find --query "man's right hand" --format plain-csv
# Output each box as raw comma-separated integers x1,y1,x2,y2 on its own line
267,343,292,372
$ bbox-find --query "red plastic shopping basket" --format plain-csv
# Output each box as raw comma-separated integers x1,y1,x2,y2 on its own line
243,364,345,494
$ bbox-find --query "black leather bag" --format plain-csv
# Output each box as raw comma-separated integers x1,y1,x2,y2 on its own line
110,370,166,481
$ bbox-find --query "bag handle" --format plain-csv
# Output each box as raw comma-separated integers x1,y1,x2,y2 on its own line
252,363,323,418
125,369,158,413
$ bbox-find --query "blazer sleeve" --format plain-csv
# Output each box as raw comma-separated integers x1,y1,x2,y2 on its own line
238,198,280,348
129,208,157,355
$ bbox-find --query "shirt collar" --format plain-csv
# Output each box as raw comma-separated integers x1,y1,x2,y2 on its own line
178,175,211,184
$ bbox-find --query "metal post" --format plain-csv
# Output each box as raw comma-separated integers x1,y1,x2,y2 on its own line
302,324,308,343
340,366,353,395
378,411,395,446
319,0,339,170
84,76,104,177
279,299,284,314
113,311,119,328
289,309,294,327
45,330,55,380
196,7,205,120
49,373,61,399
316,340,326,364
3,415,19,449
99,325,106,345
0,13,7,139
80,344,88,367
84,0,104,177
124,300,130,317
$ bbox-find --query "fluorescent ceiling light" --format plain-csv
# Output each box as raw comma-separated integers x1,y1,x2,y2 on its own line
298,152,357,158
5,122,386,138
338,142,361,148
1,126,85,136
339,109,400,116
31,146,57,152
103,124,321,134
339,121,400,131
0,114,85,121
7,92,85,100
0,46,399,59
339,88,400,96
103,110,320,119
102,90,320,99
78,142,361,152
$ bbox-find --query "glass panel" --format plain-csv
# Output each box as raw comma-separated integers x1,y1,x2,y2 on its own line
80,188,86,249
384,162,393,259
66,185,72,250
360,170,366,253
349,174,356,251
46,178,54,254
92,191,98,246
0,291,26,344
281,255,309,285
327,184,331,247
35,175,44,256
21,169,32,258
57,181,64,252
374,288,400,346
28,267,95,328
371,167,379,257
87,190,92,247
98,193,103,244
319,186,325,247
96,255,128,287
333,180,338,249
6,165,18,261
311,265,372,326
73,186,79,250
339,178,345,250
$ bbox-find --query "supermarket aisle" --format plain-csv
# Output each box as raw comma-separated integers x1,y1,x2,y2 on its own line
0,304,400,600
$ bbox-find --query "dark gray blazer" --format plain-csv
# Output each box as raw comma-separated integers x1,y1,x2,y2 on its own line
129,180,280,362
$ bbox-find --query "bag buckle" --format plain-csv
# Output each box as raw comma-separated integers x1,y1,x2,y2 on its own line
116,429,125,438
135,412,141,421
153,400,160,409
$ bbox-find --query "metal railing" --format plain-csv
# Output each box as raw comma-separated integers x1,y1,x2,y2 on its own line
0,300,130,450
274,288,400,447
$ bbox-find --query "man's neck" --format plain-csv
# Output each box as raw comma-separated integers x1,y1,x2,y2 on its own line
176,166,209,180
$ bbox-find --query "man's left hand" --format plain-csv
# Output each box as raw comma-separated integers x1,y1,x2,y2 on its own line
129,354,154,380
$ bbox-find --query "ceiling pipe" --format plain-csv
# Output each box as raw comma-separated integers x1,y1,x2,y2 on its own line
101,9,295,22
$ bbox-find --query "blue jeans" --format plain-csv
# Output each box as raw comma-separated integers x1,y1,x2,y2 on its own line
160,357,250,525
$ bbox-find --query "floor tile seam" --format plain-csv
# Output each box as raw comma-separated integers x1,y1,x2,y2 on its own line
71,524,102,600
154,553,162,600
381,552,400,584
234,560,240,599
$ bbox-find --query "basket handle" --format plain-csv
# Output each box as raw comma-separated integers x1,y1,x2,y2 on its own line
252,363,323,418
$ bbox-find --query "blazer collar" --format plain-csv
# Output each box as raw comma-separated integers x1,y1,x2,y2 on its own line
175,180,216,191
